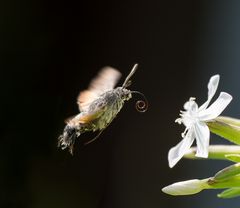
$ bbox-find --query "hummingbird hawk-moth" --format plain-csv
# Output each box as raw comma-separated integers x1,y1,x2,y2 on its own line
58,64,147,154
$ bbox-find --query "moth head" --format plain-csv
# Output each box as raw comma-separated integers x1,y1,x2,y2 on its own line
120,88,132,101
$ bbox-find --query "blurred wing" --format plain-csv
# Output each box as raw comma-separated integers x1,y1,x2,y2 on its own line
79,108,105,124
77,90,98,113
89,67,121,94
64,115,76,124
77,67,121,112
66,105,107,126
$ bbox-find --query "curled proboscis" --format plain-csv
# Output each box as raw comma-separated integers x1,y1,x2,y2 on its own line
135,100,148,112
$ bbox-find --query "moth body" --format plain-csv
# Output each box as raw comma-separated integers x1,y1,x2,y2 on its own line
58,64,143,154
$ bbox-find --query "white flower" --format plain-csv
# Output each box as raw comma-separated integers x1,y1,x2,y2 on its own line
162,179,208,195
168,75,232,168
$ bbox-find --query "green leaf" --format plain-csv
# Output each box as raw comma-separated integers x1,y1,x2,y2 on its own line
207,116,240,145
218,188,240,199
214,163,240,181
225,154,240,163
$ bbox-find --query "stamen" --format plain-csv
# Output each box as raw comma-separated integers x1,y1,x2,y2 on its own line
181,127,189,138
175,118,182,124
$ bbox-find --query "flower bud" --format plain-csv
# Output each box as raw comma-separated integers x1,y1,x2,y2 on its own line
162,179,208,196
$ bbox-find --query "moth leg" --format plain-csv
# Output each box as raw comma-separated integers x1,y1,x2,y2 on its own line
84,130,104,145
69,143,75,155
84,113,115,145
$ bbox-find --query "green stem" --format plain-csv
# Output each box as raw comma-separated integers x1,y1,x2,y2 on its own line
208,175,240,189
184,145,240,160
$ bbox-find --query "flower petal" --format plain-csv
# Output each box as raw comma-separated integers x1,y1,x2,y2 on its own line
199,75,220,111
168,129,195,168
198,92,232,121
194,121,210,158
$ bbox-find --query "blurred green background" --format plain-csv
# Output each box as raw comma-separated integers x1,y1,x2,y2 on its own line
1,0,240,207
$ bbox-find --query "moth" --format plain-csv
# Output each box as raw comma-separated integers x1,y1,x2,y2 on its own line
58,64,147,154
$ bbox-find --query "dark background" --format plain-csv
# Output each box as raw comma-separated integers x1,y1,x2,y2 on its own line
1,0,240,208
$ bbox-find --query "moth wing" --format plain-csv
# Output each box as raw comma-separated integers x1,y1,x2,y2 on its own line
79,109,105,124
89,67,122,94
77,67,121,112
77,90,98,113
64,115,76,124
66,104,107,126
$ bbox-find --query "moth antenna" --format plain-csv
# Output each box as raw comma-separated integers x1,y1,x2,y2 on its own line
131,91,148,112
122,64,138,88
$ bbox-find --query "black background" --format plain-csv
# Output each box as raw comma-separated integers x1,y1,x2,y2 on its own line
1,0,240,208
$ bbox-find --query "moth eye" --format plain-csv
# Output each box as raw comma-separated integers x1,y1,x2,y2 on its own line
127,92,132,98
120,93,127,100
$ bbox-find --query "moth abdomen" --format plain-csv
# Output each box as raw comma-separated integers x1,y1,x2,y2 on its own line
58,124,79,153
